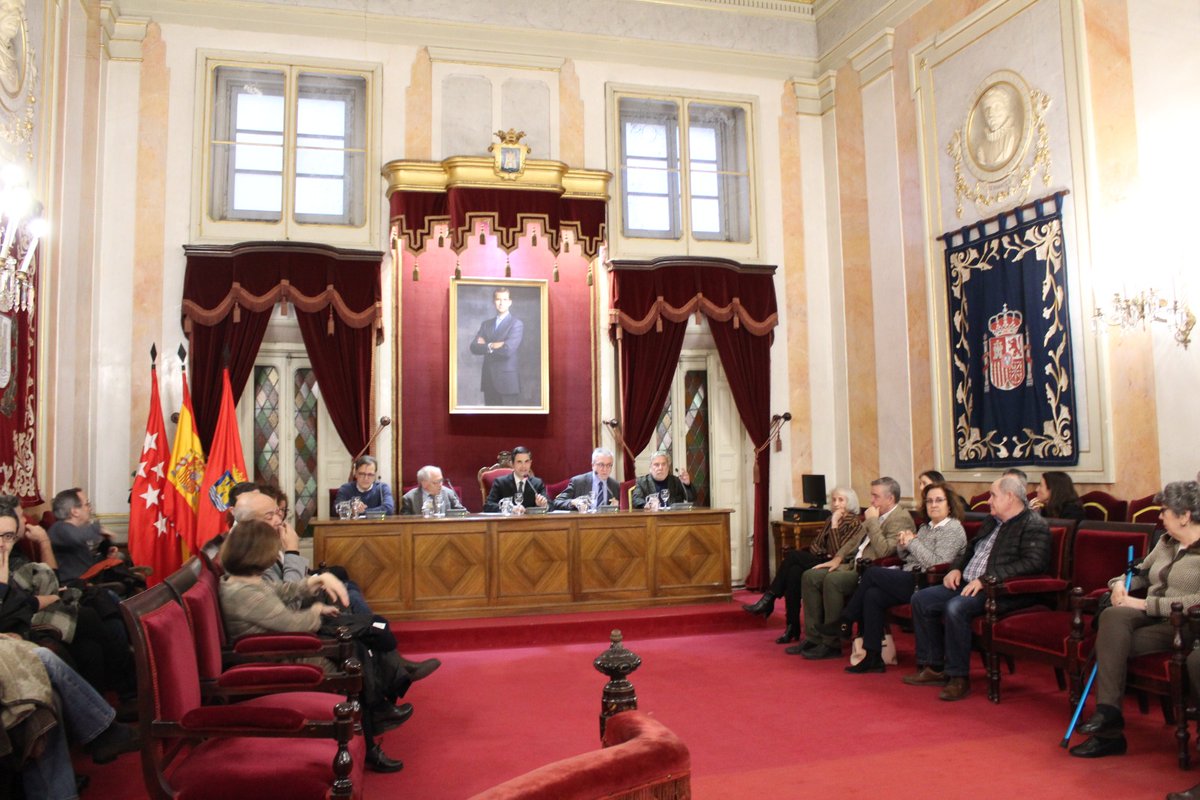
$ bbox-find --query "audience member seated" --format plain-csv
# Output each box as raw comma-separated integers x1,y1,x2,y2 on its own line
552,448,621,511
483,446,549,513
742,487,864,645
824,481,968,674
400,465,465,515
47,488,120,583
630,451,695,510
2,640,140,800
218,520,420,773
905,474,1050,701
0,499,135,702
1031,470,1085,521
798,477,912,660
334,455,395,516
918,469,968,512
1068,480,1200,759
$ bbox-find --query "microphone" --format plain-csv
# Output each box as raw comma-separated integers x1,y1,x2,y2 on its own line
349,416,392,480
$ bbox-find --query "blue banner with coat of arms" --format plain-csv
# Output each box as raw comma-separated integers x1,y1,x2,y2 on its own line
943,192,1077,468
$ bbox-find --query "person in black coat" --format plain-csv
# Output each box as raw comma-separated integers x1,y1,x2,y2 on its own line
631,451,696,509
483,446,548,512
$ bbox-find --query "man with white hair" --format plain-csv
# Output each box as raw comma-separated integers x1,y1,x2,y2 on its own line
905,474,1051,701
400,466,464,515
553,448,621,511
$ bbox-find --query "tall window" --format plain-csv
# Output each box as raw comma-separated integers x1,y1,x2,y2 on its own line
207,61,369,231
617,94,752,244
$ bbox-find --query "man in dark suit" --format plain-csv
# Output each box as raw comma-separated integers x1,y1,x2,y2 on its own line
552,448,620,511
631,451,695,509
469,287,524,406
483,446,548,512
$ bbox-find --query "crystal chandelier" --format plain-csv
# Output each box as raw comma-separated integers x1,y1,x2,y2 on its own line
1094,288,1195,349
0,164,48,313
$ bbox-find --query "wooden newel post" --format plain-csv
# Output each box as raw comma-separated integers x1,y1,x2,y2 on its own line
594,629,642,741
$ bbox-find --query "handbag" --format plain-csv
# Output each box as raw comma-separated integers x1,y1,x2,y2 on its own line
849,634,897,666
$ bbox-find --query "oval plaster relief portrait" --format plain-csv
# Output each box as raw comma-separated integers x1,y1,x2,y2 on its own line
965,72,1032,180
0,0,28,105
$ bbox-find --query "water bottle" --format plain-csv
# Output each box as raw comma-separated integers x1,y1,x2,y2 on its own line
422,495,434,518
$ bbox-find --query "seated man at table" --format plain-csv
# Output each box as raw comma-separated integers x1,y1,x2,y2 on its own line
631,451,696,510
553,448,620,511
483,446,549,512
400,466,465,515
334,455,395,516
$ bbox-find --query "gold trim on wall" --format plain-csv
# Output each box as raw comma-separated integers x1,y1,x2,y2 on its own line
382,157,611,201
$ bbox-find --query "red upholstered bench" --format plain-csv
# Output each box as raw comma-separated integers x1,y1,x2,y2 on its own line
467,711,691,800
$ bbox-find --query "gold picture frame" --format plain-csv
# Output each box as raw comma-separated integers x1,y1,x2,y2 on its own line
449,277,549,414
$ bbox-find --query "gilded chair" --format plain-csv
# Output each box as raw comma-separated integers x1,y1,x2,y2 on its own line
1078,490,1129,523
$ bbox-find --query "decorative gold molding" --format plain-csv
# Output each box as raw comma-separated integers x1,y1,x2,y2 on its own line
99,1,149,62
382,157,611,201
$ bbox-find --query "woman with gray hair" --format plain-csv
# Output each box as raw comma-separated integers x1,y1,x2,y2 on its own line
1069,480,1200,759
743,487,863,645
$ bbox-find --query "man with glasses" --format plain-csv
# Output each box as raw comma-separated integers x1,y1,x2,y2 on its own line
334,455,395,516
47,488,120,582
400,466,464,515
553,448,621,511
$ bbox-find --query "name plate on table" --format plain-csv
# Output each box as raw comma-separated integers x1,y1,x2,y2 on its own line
596,504,619,514
668,502,694,511
524,506,547,515
446,508,468,517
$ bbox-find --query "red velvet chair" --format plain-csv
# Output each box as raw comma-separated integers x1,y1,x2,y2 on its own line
545,477,571,501
1122,602,1191,768
619,478,636,510
467,710,690,800
1079,490,1129,522
1127,493,1162,525
984,520,1153,704
121,583,366,799
480,467,514,507
968,492,990,511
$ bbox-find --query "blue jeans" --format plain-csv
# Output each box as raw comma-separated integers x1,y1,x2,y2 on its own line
910,584,986,677
21,647,117,800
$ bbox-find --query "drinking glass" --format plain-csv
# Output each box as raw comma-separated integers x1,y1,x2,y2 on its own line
336,501,352,520
659,489,671,509
499,497,513,516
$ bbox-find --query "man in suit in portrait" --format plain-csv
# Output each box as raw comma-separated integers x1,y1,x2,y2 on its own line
631,451,696,509
400,465,465,515
469,286,524,406
483,445,549,512
552,448,620,511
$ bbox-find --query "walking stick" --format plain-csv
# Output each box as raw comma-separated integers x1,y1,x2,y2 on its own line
1061,545,1136,747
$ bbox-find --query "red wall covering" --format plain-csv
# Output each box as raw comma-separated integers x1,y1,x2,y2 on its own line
396,223,597,510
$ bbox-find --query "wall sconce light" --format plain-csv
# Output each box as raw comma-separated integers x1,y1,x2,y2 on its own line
1094,288,1195,349
0,164,48,313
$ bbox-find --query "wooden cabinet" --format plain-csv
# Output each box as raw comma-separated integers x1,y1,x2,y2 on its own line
770,520,827,568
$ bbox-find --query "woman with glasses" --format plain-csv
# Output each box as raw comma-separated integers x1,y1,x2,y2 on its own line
824,481,968,674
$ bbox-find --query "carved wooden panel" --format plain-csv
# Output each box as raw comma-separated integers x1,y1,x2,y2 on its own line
656,520,726,590
578,527,650,594
413,531,487,602
322,535,406,605
496,529,570,599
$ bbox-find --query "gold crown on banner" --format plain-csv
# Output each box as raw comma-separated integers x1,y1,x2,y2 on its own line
988,304,1023,337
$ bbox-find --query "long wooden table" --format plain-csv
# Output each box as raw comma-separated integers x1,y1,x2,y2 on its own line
311,509,732,619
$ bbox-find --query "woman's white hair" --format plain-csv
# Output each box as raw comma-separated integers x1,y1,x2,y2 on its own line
831,486,860,514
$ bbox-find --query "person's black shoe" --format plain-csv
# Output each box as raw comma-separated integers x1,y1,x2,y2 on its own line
365,744,404,772
372,702,414,733
775,624,799,644
1069,734,1128,758
87,721,141,764
1078,705,1125,735
1167,780,1200,800
784,642,806,655
741,593,776,618
401,657,442,681
75,773,90,794
845,652,886,674
800,643,841,660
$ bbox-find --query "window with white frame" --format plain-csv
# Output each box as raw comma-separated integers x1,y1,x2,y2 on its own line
206,61,369,231
617,94,752,244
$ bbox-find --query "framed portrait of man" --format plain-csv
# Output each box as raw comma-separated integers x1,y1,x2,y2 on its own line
449,277,549,414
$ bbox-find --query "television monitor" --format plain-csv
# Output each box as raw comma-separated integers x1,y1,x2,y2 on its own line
801,474,826,508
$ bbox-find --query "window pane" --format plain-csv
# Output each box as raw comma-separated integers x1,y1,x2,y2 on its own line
295,176,346,216
688,102,750,242
297,97,347,138
234,173,283,213
235,133,284,172
690,170,718,198
619,97,681,239
296,143,345,176
625,166,669,195
237,93,284,135
691,198,720,234
627,195,672,232
689,126,716,161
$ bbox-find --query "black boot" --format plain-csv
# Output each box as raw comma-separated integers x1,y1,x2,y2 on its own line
742,592,776,618
775,624,799,644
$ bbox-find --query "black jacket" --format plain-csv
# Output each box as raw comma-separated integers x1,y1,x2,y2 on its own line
952,508,1052,582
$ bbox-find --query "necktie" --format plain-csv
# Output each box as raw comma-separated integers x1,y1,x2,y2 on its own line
517,479,525,498
596,482,607,506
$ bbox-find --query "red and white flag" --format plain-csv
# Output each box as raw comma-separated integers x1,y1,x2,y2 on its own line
129,360,182,585
196,368,248,548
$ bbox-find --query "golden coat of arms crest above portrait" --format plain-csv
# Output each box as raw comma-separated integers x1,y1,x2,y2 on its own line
947,70,1052,217
489,128,529,181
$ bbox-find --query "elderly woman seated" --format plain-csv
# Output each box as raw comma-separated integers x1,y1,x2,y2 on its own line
1069,480,1200,758
742,487,864,646
218,520,416,773
821,481,968,673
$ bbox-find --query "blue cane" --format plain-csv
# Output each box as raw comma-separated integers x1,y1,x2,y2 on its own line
1061,545,1136,747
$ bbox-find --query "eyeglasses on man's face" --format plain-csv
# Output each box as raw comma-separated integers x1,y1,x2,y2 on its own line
0,531,18,542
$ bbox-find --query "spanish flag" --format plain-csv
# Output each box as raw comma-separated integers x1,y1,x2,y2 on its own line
196,368,247,546
165,367,206,555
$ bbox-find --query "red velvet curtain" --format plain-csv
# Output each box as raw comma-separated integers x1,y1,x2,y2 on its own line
182,242,383,452
610,258,778,590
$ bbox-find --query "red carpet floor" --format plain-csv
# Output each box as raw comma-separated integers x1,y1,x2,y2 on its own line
79,594,1197,798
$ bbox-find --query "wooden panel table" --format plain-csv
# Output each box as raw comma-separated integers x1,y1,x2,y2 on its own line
312,509,733,619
